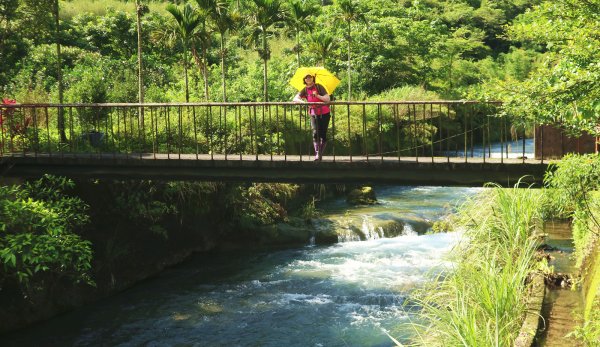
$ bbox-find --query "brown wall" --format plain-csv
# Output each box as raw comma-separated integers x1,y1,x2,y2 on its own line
535,125,597,159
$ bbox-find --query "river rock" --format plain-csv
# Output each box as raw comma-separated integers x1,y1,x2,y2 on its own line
257,223,312,246
314,228,338,244
376,220,405,238
346,186,377,205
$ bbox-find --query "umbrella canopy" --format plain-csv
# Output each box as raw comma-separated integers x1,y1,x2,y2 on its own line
289,67,341,95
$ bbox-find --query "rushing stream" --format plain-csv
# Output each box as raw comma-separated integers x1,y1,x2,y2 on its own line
1,186,481,347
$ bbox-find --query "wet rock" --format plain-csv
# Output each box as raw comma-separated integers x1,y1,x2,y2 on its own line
545,272,574,289
398,216,433,234
254,222,339,246
376,220,405,238
267,223,312,245
310,219,342,243
537,244,560,252
314,228,338,244
535,250,553,262
346,186,377,205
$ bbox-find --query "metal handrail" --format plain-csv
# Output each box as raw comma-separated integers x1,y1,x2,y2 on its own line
3,100,503,108
1,101,536,163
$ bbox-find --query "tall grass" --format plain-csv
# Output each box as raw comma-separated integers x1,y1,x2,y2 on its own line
412,183,544,346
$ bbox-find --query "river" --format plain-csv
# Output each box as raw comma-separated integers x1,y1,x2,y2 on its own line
447,138,534,159
1,186,481,347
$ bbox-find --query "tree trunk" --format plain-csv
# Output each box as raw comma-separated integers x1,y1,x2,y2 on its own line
262,32,268,102
183,47,189,102
448,55,454,90
135,0,144,124
54,0,66,142
220,33,227,102
347,21,351,101
202,45,209,101
191,43,209,101
296,29,301,68
0,9,8,53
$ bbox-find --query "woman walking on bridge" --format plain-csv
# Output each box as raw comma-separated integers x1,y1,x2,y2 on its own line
293,74,331,161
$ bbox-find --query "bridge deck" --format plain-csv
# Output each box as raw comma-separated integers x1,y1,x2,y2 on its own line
1,153,551,187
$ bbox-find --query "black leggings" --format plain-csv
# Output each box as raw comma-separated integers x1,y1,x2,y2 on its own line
310,113,331,142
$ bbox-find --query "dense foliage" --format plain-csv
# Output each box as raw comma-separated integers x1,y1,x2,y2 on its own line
1,0,545,104
0,175,93,291
484,0,600,133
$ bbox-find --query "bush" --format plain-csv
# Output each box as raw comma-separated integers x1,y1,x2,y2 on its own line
64,58,110,128
544,154,600,266
0,175,93,290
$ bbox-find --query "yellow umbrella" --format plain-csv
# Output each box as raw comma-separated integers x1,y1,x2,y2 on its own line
289,67,341,95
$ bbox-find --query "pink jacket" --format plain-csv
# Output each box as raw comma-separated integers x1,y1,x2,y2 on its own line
300,84,330,116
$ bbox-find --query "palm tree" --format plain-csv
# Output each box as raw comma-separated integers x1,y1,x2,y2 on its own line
285,0,319,68
334,0,366,100
197,0,238,102
248,0,286,101
306,31,337,66
165,3,202,102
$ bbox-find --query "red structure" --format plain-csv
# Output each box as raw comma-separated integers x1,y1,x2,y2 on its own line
535,125,597,159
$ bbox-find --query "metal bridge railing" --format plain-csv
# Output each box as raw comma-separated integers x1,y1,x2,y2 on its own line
0,101,539,163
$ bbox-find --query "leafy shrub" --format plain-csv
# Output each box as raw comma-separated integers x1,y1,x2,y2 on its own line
544,154,600,266
64,57,110,128
0,175,93,288
224,183,299,228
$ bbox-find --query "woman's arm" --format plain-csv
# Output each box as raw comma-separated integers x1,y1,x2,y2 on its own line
315,84,331,102
293,93,305,102
314,94,330,102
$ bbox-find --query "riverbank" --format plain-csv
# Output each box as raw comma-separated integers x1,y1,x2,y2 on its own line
413,185,544,346
410,154,600,347
0,179,348,334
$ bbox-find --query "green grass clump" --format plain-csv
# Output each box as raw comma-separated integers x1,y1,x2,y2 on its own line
412,183,544,346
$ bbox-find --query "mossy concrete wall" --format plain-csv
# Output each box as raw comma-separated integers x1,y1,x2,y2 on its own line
514,273,545,347
582,243,600,322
